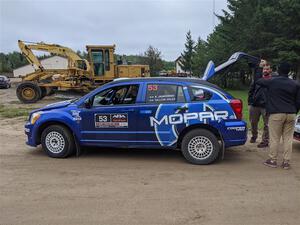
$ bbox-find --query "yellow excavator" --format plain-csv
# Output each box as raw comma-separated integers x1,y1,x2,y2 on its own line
17,40,150,103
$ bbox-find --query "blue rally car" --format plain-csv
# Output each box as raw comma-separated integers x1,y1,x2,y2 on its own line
25,52,259,164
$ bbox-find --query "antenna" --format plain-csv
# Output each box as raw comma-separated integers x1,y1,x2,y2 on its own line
212,0,215,28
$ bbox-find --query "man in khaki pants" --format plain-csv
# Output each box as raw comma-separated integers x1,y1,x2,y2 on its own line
256,62,300,169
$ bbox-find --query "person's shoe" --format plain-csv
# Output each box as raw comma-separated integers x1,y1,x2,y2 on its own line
263,159,277,168
250,137,257,143
281,161,291,170
257,142,268,148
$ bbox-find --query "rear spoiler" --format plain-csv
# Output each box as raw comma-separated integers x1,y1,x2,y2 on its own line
202,52,260,80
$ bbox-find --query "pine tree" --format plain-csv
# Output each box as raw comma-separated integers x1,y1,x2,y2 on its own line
192,37,208,77
180,31,195,74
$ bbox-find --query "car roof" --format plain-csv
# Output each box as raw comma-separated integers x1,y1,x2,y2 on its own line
111,77,218,88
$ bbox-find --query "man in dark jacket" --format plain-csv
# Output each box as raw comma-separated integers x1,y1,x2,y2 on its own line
257,62,300,169
248,60,270,147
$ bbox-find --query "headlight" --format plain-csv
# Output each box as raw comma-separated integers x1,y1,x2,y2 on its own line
30,112,41,124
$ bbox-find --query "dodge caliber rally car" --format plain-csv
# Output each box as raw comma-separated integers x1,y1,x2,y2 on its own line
25,77,247,164
25,52,257,164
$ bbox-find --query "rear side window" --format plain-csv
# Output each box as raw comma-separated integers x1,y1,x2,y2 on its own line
146,84,185,103
188,86,212,101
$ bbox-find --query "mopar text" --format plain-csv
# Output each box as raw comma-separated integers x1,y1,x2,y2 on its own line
150,111,229,127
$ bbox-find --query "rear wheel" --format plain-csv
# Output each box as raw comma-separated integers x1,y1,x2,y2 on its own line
16,82,42,103
181,129,220,165
41,125,75,158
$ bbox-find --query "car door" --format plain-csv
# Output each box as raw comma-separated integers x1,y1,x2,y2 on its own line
79,84,140,147
136,82,189,147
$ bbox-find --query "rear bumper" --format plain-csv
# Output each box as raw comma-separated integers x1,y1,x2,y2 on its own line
223,121,248,147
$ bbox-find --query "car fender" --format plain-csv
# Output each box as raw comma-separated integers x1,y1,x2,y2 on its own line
32,110,80,145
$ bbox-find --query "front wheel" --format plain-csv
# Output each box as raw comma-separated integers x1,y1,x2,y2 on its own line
181,129,220,165
41,125,75,158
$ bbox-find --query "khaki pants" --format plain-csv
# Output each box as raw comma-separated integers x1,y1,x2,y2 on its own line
249,106,269,143
269,113,296,161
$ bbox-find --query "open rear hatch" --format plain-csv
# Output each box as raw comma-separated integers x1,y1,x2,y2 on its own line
202,52,260,81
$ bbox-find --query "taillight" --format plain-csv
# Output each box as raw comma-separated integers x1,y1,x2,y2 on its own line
230,99,243,120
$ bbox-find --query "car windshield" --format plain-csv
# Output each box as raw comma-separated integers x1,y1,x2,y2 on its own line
0,77,4,81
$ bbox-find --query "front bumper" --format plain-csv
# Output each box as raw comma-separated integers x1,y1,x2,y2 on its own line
294,123,300,141
0,83,8,87
294,131,300,141
25,122,37,147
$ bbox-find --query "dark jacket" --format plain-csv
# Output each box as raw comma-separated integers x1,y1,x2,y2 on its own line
253,83,268,107
256,74,300,114
248,67,263,105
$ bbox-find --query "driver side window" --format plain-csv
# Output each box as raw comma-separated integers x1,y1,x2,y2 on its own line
92,85,139,107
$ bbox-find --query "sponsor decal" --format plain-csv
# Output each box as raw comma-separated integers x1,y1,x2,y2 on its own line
95,113,128,128
71,110,82,122
227,126,246,131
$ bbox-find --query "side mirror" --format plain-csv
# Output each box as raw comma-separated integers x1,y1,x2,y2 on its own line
84,98,92,109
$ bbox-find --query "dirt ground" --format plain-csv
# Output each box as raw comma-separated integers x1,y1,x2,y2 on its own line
0,79,300,225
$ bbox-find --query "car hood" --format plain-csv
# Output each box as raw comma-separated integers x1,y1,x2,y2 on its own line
33,100,75,113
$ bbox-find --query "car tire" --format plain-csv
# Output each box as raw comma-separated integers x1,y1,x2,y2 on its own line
181,129,220,165
41,125,75,158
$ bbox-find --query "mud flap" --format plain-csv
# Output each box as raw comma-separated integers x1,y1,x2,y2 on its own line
217,134,225,161
220,138,225,160
73,133,81,157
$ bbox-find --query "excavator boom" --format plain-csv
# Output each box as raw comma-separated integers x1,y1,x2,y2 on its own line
18,40,90,71
18,40,44,70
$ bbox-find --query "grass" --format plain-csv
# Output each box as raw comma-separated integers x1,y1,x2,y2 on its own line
0,104,36,119
226,89,263,129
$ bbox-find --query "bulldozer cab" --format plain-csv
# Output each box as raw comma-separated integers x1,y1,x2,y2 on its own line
86,45,115,80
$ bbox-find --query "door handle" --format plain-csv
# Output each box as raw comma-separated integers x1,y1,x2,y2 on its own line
120,108,134,112
140,110,152,114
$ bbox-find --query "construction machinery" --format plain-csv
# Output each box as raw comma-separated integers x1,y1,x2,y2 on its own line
16,40,150,103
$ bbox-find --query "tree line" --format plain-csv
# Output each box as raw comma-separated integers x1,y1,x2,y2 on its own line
180,0,300,88
0,46,171,77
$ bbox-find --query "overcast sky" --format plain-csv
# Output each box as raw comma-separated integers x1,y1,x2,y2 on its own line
0,0,227,61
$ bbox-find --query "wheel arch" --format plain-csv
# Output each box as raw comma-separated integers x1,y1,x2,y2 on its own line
35,120,77,145
177,123,222,148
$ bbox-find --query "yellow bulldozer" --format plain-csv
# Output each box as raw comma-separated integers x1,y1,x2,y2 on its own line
16,40,150,103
